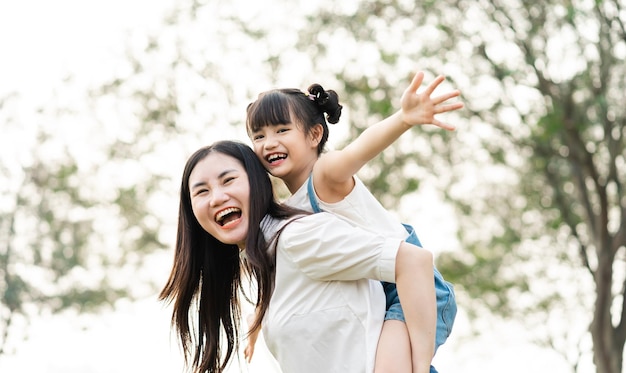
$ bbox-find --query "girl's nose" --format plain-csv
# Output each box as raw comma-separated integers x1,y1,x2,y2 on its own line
264,133,278,149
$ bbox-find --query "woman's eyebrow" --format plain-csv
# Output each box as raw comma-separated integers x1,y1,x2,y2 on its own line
218,169,237,178
191,181,206,190
190,169,237,190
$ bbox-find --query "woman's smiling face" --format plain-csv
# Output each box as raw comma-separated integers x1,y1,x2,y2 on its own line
189,152,250,249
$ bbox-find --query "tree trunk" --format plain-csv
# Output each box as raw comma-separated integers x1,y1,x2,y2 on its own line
592,246,622,373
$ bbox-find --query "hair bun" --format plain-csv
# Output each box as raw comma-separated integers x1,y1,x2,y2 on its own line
307,84,328,104
307,84,343,124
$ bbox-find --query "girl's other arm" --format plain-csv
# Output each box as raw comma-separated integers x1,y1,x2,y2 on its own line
244,309,261,363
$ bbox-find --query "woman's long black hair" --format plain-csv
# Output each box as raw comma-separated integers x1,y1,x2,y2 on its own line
159,140,302,372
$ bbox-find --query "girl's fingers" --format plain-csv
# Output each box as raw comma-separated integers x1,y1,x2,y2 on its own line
431,90,462,104
434,103,464,115
424,75,446,95
408,71,425,93
432,120,456,131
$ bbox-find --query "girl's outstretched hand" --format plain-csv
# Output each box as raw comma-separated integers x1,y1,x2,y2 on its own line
400,71,464,131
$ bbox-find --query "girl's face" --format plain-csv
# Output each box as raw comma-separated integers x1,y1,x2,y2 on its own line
249,122,321,190
189,152,250,249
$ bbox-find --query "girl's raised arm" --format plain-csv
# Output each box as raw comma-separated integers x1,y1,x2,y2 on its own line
313,71,463,202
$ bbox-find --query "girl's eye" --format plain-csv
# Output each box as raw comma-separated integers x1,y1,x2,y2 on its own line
253,134,264,141
277,128,289,133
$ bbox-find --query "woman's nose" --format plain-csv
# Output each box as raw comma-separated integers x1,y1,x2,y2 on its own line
209,188,229,207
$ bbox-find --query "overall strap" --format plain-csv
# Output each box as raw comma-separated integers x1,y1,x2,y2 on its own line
306,175,323,213
402,223,422,247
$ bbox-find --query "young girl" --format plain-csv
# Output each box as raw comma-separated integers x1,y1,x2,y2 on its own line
246,71,462,373
159,140,434,373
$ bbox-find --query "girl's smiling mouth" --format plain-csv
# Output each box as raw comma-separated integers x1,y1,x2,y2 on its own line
266,153,287,164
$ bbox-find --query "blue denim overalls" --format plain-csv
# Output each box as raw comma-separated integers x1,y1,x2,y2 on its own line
307,177,456,373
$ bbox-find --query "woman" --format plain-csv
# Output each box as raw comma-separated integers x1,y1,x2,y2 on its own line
159,140,435,373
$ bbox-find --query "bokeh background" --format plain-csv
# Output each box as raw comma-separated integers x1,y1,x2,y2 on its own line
1,0,624,372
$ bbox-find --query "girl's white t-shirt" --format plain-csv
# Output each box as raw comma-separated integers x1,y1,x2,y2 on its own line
286,175,410,241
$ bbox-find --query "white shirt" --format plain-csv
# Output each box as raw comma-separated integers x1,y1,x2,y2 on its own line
261,212,402,373
287,175,410,241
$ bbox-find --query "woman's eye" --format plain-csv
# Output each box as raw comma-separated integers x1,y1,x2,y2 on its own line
193,189,208,197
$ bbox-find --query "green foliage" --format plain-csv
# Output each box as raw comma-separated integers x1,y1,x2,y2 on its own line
82,0,620,370
50,287,129,313
0,74,170,353
2,0,619,369
286,0,626,370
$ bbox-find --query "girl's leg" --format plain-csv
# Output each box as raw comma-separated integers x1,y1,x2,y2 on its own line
374,320,411,373
395,244,436,373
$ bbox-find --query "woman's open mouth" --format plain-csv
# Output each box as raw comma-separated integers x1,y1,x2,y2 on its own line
215,207,242,226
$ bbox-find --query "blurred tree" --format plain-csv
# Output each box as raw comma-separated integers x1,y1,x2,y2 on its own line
0,73,171,353
20,0,620,371
288,1,625,372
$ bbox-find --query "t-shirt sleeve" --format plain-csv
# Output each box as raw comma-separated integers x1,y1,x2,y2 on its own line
278,212,400,282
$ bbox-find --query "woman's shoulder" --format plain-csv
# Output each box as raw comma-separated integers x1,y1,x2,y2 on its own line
276,212,352,243
261,213,315,238
260,215,285,237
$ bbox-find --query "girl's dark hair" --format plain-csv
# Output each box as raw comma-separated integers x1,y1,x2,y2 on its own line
159,140,302,373
246,84,343,155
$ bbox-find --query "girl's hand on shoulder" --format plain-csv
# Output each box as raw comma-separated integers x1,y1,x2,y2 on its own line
244,327,260,363
244,339,256,363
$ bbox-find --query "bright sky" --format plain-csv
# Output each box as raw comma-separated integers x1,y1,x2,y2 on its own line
0,0,166,98
0,1,579,372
